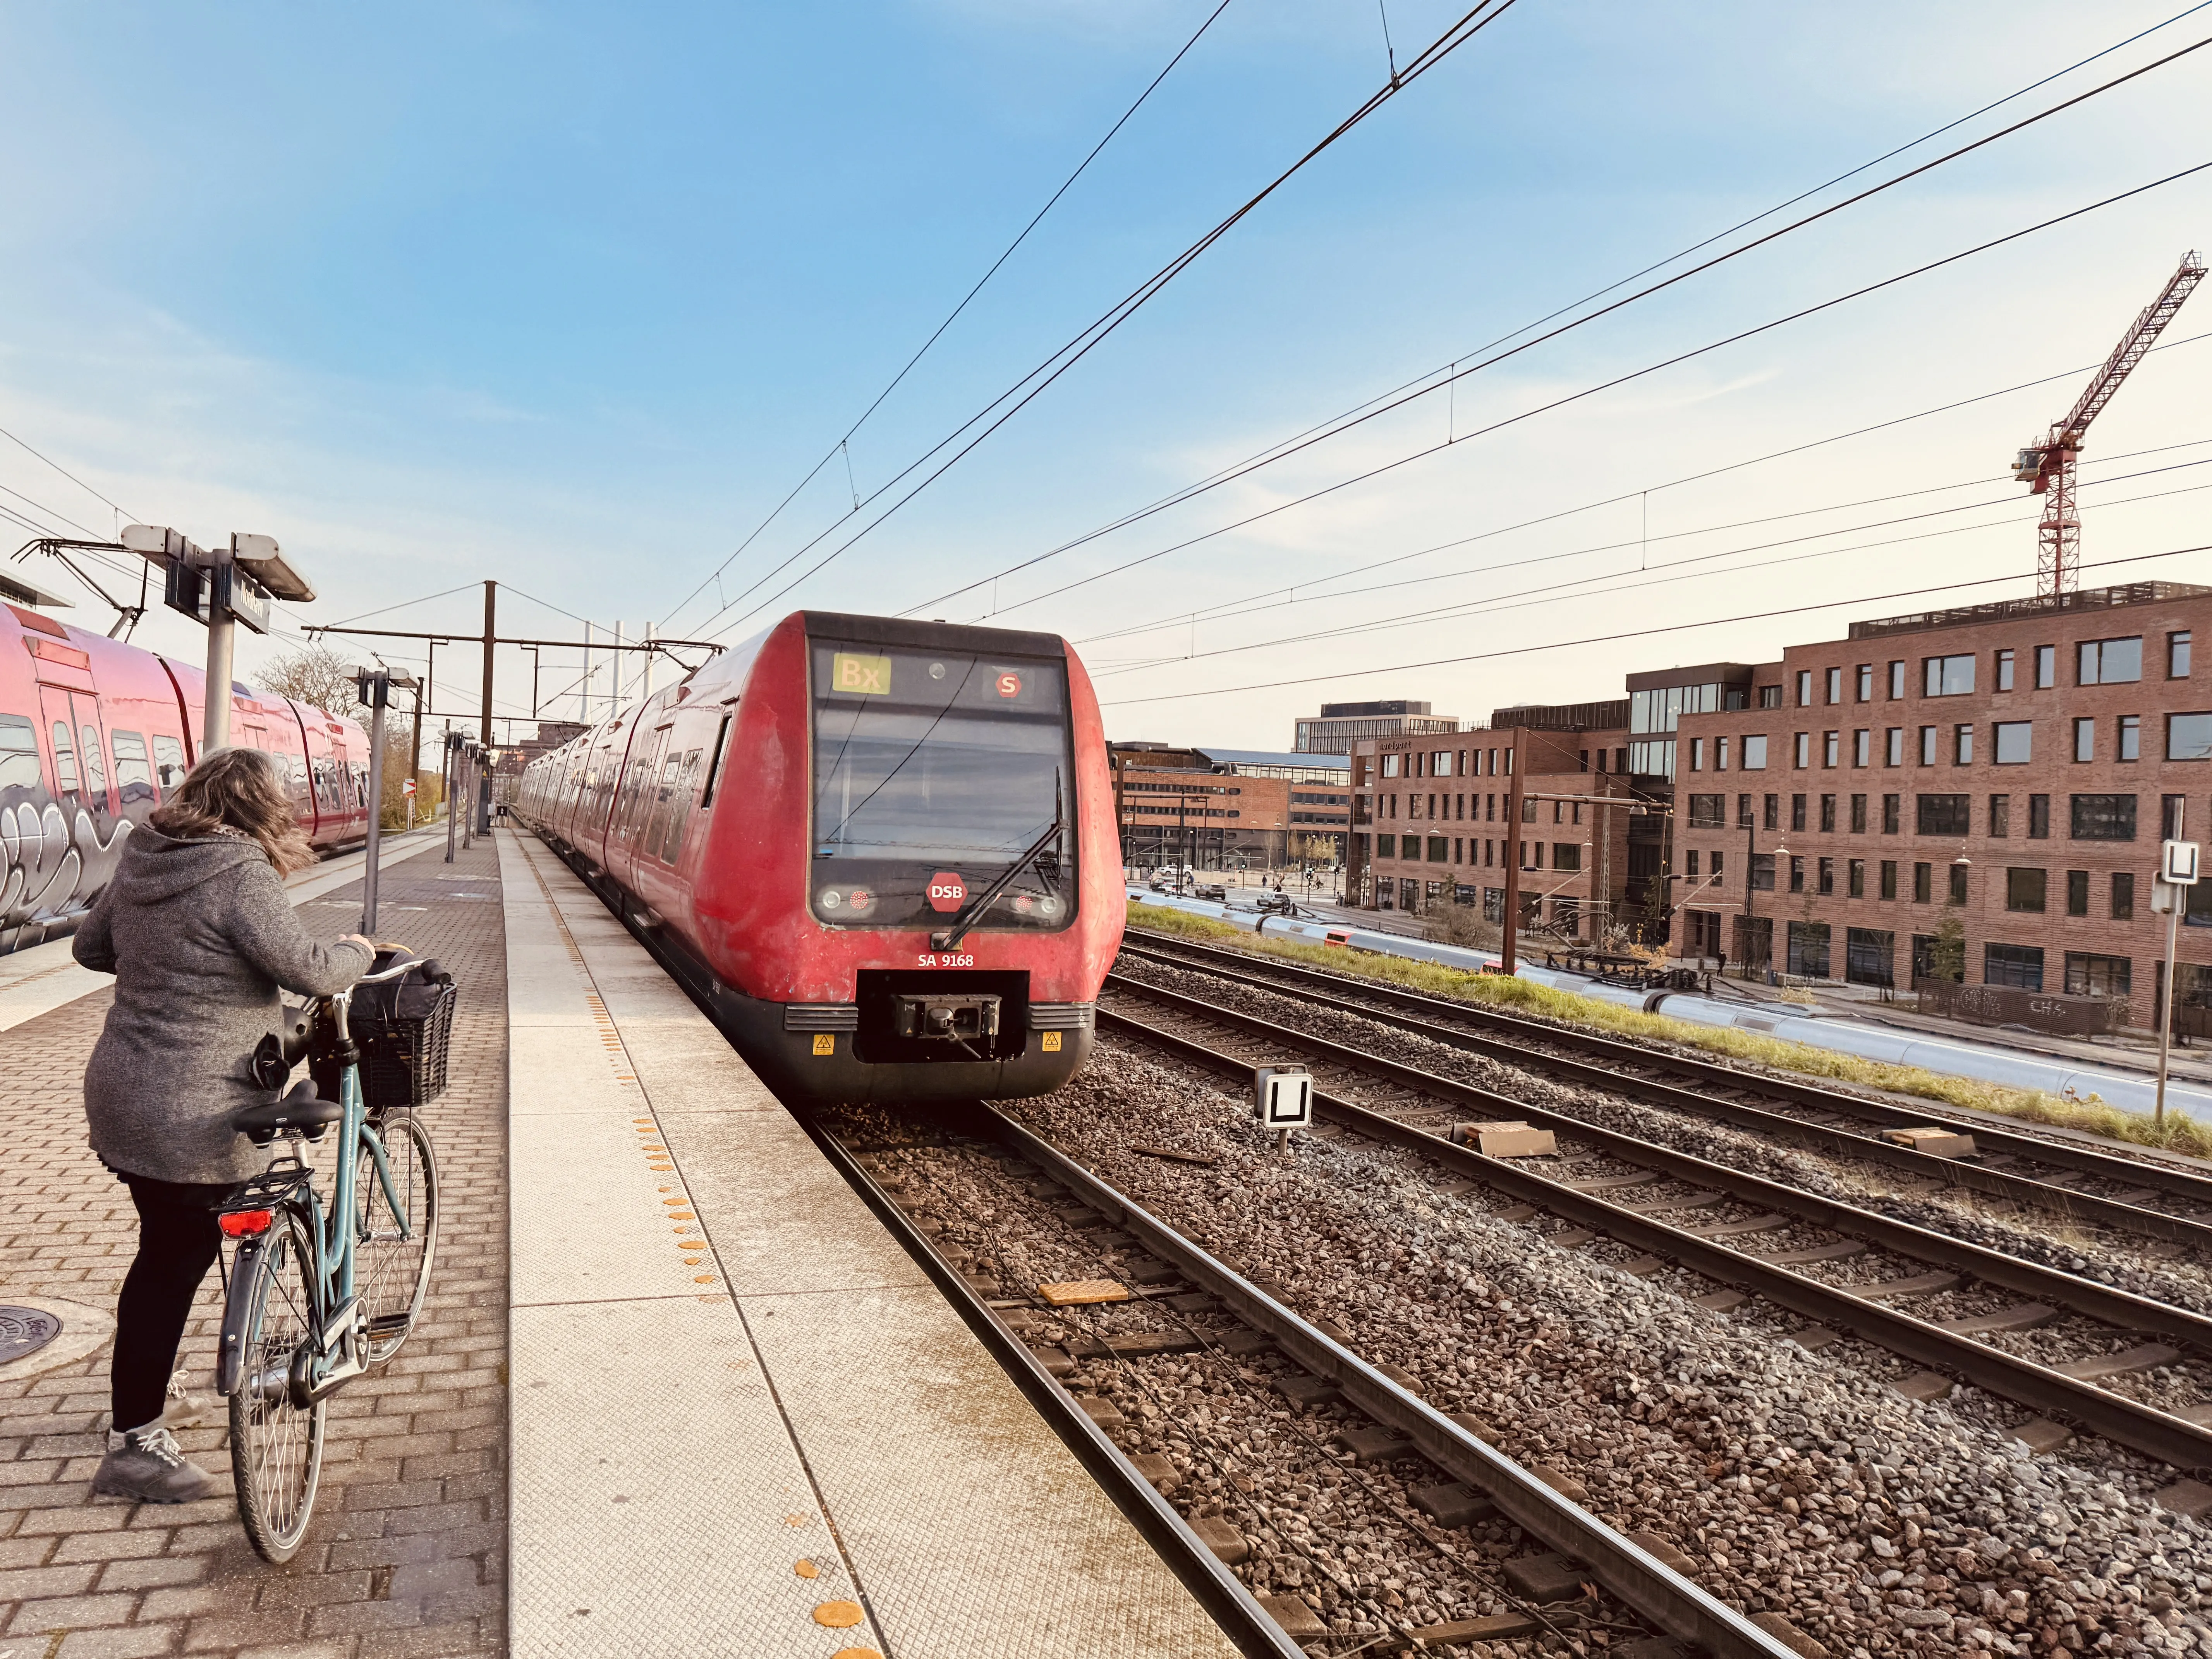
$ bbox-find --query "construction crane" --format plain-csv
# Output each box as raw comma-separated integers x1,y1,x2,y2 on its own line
2013,249,2205,598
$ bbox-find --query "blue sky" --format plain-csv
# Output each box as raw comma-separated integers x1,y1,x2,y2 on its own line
3,1,2209,749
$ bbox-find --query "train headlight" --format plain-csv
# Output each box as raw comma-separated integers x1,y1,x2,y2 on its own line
819,887,874,916
819,888,843,911
1037,895,1063,919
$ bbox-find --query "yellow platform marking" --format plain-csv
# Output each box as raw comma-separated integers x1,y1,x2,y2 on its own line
813,1601,865,1629
794,1559,819,1579
1036,1279,1130,1307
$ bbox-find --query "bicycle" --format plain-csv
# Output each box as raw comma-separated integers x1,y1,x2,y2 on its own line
214,949,453,1563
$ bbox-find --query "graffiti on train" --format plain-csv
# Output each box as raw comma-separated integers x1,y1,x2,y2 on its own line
0,789,132,952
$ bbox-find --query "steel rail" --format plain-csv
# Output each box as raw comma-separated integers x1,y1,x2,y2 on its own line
1097,988,2212,1472
796,1111,1310,1659
1128,926,2212,1213
975,1104,1802,1659
1118,937,2212,1251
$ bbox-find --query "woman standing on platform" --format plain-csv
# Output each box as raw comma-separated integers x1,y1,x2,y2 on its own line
71,747,375,1504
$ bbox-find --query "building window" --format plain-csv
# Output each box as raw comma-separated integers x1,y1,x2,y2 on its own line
1759,684,1783,709
1954,724,1973,765
1818,793,1836,832
1853,663,1872,702
1822,666,1839,704
1764,793,1780,830
2170,631,2192,678
1985,943,2045,991
1381,754,1401,777
1751,853,1776,891
1737,792,1754,828
2069,793,2137,841
1791,793,1807,831
1888,660,1906,699
1794,732,1810,768
1882,793,1901,834
2073,717,2095,763
1853,728,1870,766
1717,736,1730,771
2066,953,2131,998
2078,636,2143,685
2028,793,2050,838
1913,861,1932,903
1742,734,1768,769
1924,654,1975,696
2006,868,2047,912
1879,859,1898,900
1820,730,1838,767
1818,857,1836,895
1787,921,1831,977
1685,848,1699,878
1688,793,1725,828
2034,644,2056,689
1425,836,1448,862
1789,855,1806,893
1554,842,1581,872
1711,850,1725,879
1996,647,2014,692
1949,861,1969,904
1847,927,1893,986
2168,713,2212,761
2165,793,2189,840
2065,869,2088,916
1377,834,1396,858
1884,727,1903,766
1916,793,1970,835
1796,670,1813,706
2112,871,2135,920
1919,726,1937,765
1989,793,2009,837
2118,715,2140,762
1850,793,1867,833
1848,858,1865,898
1689,737,1704,771
1992,721,2031,764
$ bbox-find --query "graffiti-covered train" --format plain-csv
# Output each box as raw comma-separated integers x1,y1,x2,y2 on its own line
2,601,378,952
513,611,1123,1104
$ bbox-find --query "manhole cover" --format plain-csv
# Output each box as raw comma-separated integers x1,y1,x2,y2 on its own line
0,1306,62,1365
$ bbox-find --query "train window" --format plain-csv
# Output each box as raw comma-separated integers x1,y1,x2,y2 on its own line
700,716,732,807
662,749,702,864
78,726,109,795
151,735,187,792
0,714,38,791
642,754,682,856
111,732,156,804
51,721,78,792
809,637,1076,932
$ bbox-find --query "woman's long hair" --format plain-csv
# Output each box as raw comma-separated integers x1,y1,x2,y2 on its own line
148,747,316,875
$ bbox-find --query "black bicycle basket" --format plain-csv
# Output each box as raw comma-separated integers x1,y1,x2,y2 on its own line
327,963,457,1111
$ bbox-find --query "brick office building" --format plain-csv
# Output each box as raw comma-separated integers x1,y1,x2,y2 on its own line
1347,702,1635,936
1293,699,1461,755
1112,743,1351,869
1671,580,2212,1030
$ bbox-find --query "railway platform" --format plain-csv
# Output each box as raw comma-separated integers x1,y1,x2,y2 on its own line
4,823,1238,1658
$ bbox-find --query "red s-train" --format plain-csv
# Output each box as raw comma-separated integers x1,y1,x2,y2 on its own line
2,601,378,953
514,611,1122,1103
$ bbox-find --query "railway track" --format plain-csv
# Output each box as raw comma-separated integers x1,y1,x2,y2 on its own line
1121,928,2212,1253
805,1103,1808,1659
1097,970,2212,1476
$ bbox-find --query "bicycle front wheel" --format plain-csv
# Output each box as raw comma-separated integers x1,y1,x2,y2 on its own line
356,1111,440,1363
229,1209,326,1564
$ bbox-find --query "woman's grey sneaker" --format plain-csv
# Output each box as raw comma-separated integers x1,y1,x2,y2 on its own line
92,1424,216,1504
161,1367,213,1430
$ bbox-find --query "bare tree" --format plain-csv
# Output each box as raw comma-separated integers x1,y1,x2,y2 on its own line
256,644,357,716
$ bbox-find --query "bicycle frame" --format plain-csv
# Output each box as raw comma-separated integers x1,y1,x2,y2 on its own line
218,976,420,1405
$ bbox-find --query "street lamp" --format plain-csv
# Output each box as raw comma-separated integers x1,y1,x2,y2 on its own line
354,665,419,933
120,527,313,754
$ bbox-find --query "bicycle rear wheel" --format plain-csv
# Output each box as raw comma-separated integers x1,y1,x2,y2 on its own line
356,1111,440,1363
229,1209,326,1563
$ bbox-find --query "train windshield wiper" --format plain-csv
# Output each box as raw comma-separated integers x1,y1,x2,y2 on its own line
931,775,1063,951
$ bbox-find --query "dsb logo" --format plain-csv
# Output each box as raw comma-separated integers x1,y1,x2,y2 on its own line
927,872,967,912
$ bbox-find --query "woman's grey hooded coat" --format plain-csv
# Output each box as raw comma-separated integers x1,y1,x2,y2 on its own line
72,828,375,1186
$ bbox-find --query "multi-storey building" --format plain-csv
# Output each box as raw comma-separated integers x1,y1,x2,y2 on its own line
1293,699,1460,755
1346,702,1634,936
1111,743,1350,869
1671,581,2212,1030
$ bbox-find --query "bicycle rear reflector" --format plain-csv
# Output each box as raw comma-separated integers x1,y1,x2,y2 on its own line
220,1210,275,1238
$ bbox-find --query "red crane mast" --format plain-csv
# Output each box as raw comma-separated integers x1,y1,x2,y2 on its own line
2014,249,2204,597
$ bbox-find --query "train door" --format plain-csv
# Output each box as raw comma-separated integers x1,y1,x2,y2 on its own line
38,685,118,835
618,723,670,888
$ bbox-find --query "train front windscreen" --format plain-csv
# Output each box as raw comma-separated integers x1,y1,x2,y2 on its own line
809,638,1077,933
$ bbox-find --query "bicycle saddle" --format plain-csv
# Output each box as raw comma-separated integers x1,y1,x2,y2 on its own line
232,1080,343,1144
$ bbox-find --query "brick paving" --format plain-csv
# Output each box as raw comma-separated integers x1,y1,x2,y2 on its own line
0,841,509,1658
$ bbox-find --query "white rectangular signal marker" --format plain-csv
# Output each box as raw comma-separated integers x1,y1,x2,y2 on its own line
1254,1066,1313,1130
2162,839,2201,884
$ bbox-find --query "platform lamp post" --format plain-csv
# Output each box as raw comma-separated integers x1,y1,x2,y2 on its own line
120,528,313,755
444,730,464,864
354,665,419,934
